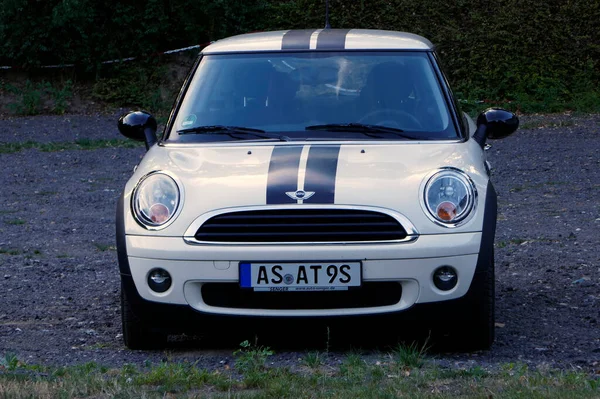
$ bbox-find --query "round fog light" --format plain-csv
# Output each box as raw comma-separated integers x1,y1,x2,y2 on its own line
433,266,458,291
148,268,172,293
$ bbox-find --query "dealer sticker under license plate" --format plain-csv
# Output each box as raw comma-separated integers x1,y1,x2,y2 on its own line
239,262,361,292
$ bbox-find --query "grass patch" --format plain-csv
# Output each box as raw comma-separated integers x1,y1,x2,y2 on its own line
91,62,174,116
510,181,569,193
519,119,576,130
496,238,532,248
0,353,21,371
5,219,25,225
0,354,597,398
234,340,274,374
392,340,429,369
5,80,73,115
93,243,116,252
510,238,527,245
0,139,143,154
0,248,42,256
302,351,324,369
0,248,21,256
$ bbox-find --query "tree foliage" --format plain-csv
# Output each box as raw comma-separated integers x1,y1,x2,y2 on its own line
1,0,599,110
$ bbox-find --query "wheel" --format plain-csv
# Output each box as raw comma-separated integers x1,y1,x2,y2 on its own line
434,250,495,351
358,109,422,129
456,250,495,350
121,283,168,350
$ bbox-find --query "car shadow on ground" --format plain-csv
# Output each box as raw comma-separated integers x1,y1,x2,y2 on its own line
154,315,445,354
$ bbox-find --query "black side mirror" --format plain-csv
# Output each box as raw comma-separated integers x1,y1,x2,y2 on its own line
118,111,158,150
473,108,519,148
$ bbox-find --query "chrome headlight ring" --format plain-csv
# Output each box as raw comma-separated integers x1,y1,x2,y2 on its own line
131,171,183,230
421,167,477,228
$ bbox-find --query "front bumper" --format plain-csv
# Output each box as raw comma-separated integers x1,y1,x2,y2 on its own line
123,232,481,317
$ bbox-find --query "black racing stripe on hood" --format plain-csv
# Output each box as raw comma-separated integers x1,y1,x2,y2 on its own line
266,146,303,204
304,145,341,204
316,29,350,49
282,29,316,50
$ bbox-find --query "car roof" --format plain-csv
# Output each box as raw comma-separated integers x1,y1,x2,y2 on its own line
202,29,434,54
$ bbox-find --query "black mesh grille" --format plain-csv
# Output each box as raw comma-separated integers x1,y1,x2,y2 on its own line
195,209,408,242
201,282,402,310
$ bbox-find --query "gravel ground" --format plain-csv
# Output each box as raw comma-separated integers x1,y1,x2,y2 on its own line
0,113,599,373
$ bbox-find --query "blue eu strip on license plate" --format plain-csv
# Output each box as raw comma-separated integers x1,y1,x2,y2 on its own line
239,262,361,292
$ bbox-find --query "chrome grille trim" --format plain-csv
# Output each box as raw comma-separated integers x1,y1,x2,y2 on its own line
183,205,418,245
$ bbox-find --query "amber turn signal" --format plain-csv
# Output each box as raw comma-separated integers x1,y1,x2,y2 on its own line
436,201,457,221
150,203,170,224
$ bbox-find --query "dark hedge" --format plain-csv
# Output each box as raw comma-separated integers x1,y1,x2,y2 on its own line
1,0,599,110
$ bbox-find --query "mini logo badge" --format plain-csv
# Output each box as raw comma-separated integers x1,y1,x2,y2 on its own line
285,190,315,201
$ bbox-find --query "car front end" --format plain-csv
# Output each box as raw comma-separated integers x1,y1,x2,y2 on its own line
115,29,518,350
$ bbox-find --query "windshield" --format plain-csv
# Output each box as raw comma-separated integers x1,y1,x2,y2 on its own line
168,51,458,142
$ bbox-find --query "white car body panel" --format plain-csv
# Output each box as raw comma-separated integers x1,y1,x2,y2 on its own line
122,139,489,315
203,29,433,54
128,252,478,315
123,140,488,238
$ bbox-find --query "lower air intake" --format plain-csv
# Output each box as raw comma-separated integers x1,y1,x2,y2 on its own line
201,282,402,310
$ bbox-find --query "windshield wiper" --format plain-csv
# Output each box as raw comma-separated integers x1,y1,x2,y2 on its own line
177,125,291,141
305,123,420,140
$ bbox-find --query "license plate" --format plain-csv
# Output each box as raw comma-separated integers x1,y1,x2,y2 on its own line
239,262,361,292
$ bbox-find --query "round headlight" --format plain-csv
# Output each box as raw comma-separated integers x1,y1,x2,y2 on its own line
132,172,181,229
423,169,476,226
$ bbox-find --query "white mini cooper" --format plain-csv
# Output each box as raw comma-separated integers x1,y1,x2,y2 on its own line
116,29,518,350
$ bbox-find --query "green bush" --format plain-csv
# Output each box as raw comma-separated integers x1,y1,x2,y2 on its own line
1,0,598,113
0,0,268,68
262,0,600,113
4,79,73,115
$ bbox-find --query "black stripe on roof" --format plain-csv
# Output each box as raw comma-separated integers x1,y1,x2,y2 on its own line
281,29,316,50
316,29,350,49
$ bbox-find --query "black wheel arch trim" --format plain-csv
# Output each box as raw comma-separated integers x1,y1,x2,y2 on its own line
116,191,132,276
476,181,497,275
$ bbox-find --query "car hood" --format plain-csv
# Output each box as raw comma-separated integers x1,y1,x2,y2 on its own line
123,140,489,236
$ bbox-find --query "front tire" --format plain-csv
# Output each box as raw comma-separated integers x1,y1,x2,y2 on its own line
433,250,495,351
121,283,168,350
456,250,495,350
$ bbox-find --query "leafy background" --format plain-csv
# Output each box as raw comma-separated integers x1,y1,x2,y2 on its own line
1,0,599,114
